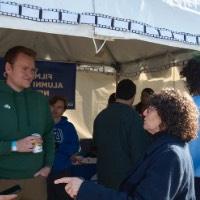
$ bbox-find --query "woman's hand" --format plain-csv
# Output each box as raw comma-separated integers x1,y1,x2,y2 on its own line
55,177,84,199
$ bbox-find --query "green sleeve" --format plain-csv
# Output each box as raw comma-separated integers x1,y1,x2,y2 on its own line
0,141,12,155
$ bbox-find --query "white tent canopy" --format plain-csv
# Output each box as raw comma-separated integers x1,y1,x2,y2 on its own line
0,0,200,76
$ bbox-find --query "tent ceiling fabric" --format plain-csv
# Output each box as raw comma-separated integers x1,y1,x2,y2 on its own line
0,0,199,75
0,28,115,65
0,28,191,66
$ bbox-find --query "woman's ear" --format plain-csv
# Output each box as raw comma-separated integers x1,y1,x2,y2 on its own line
159,122,166,131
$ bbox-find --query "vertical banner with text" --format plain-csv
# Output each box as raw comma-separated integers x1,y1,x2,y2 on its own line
0,59,76,109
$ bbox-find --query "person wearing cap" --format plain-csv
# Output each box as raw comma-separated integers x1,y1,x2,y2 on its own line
93,79,150,189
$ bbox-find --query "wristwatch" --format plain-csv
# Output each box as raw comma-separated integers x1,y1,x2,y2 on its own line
11,141,17,152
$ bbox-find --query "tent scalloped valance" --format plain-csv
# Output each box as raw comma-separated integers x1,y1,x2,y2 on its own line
0,1,199,46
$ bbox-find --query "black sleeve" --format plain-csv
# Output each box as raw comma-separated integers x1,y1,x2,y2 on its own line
77,150,182,200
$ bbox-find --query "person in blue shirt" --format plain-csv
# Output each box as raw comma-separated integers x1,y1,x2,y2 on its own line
47,96,79,200
55,89,198,200
180,56,200,200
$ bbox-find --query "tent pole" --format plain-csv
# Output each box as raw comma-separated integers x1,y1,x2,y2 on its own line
115,71,120,86
113,63,121,89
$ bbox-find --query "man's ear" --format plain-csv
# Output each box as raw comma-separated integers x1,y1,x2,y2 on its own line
5,62,12,75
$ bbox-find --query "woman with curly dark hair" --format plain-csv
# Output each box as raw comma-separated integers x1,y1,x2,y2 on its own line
180,56,200,199
54,88,198,200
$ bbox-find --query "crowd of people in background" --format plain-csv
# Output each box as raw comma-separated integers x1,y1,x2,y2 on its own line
0,45,200,200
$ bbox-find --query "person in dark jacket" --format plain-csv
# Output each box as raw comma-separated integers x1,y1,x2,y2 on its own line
93,79,150,189
55,88,198,200
47,96,79,200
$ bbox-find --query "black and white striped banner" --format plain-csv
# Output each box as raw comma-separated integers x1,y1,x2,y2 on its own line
0,1,199,46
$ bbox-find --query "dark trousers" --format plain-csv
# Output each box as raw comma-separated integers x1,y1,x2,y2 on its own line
47,171,72,200
195,177,200,200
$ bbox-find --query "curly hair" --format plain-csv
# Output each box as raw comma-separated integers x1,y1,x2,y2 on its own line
180,57,200,95
149,88,199,142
